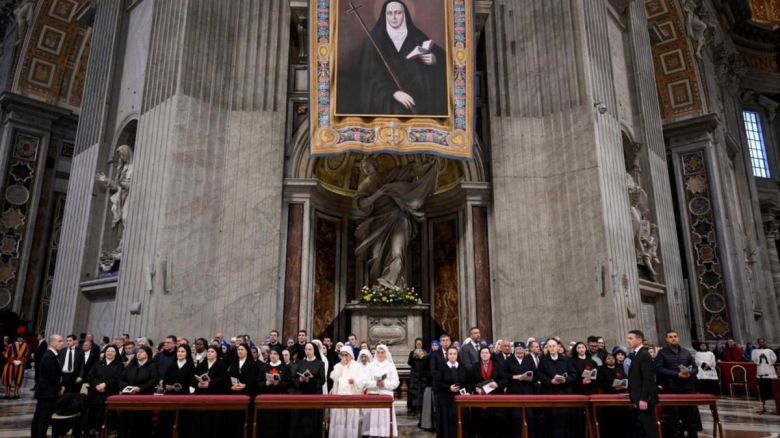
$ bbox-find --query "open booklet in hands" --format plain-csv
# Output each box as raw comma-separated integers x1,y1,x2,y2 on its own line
478,379,496,394
194,374,211,384
406,40,434,60
581,369,598,379
612,378,628,389
164,383,182,392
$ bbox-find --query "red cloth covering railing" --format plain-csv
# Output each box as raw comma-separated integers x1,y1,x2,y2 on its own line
454,394,592,438
253,394,394,438
102,394,251,438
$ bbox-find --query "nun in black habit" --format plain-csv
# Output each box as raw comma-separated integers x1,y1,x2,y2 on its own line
289,343,326,438
339,0,448,116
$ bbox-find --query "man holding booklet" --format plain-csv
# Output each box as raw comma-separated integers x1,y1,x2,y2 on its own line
655,330,700,437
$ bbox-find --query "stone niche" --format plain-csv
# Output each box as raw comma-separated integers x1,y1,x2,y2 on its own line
345,303,429,371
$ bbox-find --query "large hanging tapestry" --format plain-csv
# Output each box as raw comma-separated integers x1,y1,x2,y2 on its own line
309,0,475,159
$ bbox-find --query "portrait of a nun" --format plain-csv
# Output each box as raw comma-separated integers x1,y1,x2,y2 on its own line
337,0,448,116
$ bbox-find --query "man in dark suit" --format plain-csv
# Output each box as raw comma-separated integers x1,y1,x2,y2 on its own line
460,327,481,371
79,339,99,383
627,329,659,438
31,334,63,438
58,334,83,393
31,332,48,391
430,333,452,375
493,339,514,366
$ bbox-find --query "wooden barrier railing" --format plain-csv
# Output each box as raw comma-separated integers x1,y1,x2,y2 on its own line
253,394,394,438
455,394,592,438
99,392,721,438
102,394,251,438
454,393,722,438
657,393,723,438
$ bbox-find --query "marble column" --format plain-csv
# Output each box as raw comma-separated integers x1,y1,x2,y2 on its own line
762,219,780,322
46,0,124,335
486,0,642,345
114,0,290,340
625,1,690,344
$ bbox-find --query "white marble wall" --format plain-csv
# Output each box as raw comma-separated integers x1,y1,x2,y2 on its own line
49,0,290,341
485,0,644,346
113,0,290,341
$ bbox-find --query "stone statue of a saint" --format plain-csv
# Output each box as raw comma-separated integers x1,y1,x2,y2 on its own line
682,0,710,59
627,172,660,282
96,145,133,271
13,0,34,46
353,157,439,288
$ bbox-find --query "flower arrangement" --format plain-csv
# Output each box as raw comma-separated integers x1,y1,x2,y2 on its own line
359,285,421,306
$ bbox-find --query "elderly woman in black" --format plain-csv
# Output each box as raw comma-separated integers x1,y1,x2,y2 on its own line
83,345,124,436
538,338,577,438
117,345,158,438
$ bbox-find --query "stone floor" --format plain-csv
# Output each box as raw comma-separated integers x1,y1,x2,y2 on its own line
0,370,777,437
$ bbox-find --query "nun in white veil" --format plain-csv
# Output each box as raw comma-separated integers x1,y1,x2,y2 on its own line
312,339,329,395
363,344,399,437
358,349,373,368
329,346,370,438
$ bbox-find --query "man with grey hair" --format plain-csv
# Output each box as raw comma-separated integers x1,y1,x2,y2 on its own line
31,334,64,438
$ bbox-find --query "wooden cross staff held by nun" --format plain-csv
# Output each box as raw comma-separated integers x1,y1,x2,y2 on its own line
346,1,417,114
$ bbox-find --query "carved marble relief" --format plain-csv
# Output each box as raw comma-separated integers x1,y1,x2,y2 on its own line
368,316,407,345
626,142,662,283
95,145,132,275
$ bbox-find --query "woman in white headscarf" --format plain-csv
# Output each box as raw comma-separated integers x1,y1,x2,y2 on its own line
358,349,373,368
363,345,399,437
329,346,370,438
312,339,329,395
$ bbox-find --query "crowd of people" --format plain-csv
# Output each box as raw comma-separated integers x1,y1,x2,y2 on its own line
2,327,776,438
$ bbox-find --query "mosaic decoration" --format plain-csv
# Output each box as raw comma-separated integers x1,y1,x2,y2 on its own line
0,133,41,310
309,0,475,159
645,0,708,123
34,193,66,334
13,0,90,110
748,0,780,26
680,150,731,339
738,49,779,73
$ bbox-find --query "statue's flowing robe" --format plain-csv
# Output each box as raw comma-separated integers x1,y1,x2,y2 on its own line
353,161,438,286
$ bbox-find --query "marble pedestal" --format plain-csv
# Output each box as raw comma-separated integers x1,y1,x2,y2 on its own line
345,303,429,371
